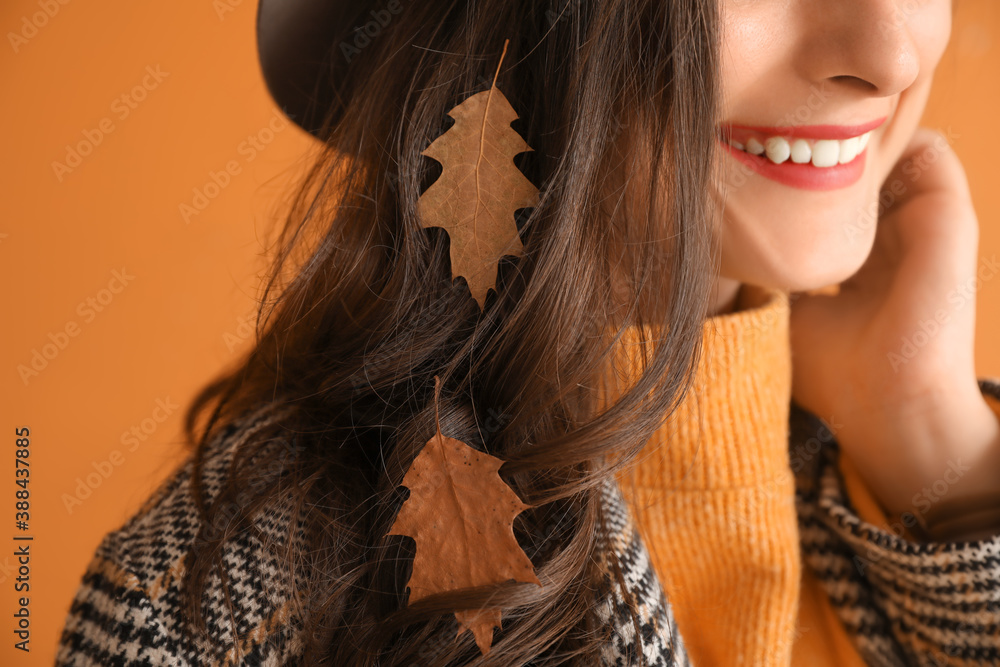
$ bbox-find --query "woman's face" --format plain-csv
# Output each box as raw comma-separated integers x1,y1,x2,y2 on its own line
714,0,953,291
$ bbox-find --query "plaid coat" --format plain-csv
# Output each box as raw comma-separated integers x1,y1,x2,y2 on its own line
55,382,1000,666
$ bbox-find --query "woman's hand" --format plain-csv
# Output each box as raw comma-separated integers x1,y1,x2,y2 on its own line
789,127,1000,524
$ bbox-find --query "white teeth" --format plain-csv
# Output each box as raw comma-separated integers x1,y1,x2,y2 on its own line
745,137,765,155
811,140,841,168
730,130,875,167
790,139,812,164
839,137,860,164
764,137,791,164
858,131,871,152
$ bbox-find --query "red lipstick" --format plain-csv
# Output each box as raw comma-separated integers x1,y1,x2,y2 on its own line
720,117,887,143
718,117,886,191
719,141,867,191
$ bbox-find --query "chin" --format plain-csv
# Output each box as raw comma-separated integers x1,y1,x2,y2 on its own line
715,145,889,291
718,201,879,292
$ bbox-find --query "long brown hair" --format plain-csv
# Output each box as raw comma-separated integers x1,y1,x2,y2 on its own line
178,0,721,664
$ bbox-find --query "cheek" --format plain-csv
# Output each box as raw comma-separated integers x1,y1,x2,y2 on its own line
902,1,952,98
912,1,953,66
873,2,953,183
718,8,778,118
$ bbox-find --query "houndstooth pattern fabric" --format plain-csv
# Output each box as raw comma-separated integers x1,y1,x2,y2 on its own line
593,479,692,666
55,383,1000,666
790,379,1000,667
54,407,310,666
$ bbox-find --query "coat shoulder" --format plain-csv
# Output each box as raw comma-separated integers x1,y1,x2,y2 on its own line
55,404,307,667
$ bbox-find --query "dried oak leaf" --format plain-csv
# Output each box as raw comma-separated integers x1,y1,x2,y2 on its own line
386,376,541,656
417,39,540,310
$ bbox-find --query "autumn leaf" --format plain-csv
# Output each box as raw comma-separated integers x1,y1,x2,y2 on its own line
386,376,541,655
417,39,540,310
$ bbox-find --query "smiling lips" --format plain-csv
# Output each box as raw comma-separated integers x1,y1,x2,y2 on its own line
718,116,888,191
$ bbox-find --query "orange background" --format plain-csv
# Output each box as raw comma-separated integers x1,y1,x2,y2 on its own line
1,1,998,664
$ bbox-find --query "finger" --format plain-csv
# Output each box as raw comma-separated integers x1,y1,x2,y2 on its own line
879,127,973,217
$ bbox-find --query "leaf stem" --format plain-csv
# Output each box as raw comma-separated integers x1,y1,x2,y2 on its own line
493,38,509,88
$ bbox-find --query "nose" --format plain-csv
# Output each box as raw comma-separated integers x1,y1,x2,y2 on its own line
795,0,924,98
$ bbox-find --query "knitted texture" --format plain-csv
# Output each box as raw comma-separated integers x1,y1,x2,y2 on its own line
53,402,689,666
794,392,1000,667
605,284,1000,666
55,287,1000,665
610,284,801,666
